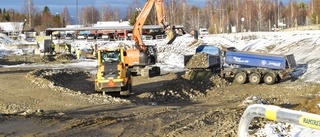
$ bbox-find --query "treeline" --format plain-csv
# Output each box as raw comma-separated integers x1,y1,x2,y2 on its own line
1,0,319,33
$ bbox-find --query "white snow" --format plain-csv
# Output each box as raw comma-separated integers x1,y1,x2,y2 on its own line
1,30,320,136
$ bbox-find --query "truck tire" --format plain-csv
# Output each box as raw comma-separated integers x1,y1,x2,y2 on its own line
249,73,261,84
263,72,276,85
234,72,247,84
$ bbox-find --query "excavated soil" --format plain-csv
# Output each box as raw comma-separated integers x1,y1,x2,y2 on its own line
185,52,210,68
1,55,320,136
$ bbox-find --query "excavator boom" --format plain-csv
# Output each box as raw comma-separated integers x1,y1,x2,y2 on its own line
124,0,175,78
132,0,174,51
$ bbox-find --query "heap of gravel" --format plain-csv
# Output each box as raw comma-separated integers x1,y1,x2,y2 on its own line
55,54,77,60
26,69,131,105
136,70,231,105
185,52,209,68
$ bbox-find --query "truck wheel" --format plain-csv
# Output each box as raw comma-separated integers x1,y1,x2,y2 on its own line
249,73,261,84
234,72,247,84
263,73,276,85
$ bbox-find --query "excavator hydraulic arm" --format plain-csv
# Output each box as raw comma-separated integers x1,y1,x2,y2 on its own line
132,0,175,52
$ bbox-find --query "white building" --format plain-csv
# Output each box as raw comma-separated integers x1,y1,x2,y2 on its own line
0,22,24,35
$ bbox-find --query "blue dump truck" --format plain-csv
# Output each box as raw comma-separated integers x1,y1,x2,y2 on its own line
184,45,297,85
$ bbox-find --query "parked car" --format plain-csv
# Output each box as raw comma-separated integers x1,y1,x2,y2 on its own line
65,33,74,40
77,34,87,40
96,33,103,40
199,28,209,35
102,34,109,40
60,34,66,39
87,34,96,40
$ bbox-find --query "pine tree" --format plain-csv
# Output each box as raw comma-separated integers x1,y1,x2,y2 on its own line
129,10,139,26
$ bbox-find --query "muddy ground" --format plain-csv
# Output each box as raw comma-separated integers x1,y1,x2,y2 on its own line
1,54,320,137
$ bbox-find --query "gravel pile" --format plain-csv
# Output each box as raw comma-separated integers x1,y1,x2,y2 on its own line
185,52,209,68
26,69,131,105
137,70,231,105
183,70,231,88
136,77,207,105
55,54,76,60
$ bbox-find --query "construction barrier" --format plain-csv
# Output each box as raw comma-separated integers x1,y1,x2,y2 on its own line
238,104,320,137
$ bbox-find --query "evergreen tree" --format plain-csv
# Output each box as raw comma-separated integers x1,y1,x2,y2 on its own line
129,10,139,26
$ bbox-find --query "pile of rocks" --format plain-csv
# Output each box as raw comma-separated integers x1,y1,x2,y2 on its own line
185,52,209,68
137,70,231,105
26,69,131,105
55,54,76,60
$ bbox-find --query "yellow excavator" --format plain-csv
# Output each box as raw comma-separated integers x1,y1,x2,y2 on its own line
125,0,176,77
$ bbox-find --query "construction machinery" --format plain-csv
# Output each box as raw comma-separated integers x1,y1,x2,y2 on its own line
125,0,176,77
184,45,297,85
95,48,132,96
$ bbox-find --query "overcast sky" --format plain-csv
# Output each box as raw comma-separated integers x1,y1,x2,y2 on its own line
0,0,309,23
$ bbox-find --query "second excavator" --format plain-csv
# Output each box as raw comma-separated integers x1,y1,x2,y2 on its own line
125,0,176,77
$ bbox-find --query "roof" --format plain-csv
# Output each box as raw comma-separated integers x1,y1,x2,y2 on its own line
46,20,184,34
46,25,164,31
66,25,84,28
0,22,24,32
94,21,130,27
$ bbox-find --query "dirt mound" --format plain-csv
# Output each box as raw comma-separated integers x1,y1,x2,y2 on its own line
183,69,230,88
294,96,320,114
40,55,56,62
137,77,207,105
27,69,131,105
136,70,231,105
55,54,76,60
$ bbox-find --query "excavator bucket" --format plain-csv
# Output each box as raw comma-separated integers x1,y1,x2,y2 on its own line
166,29,176,44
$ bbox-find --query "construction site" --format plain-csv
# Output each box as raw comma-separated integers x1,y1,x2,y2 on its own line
1,28,320,136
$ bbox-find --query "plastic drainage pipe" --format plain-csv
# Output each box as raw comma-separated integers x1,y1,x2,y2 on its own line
238,104,320,137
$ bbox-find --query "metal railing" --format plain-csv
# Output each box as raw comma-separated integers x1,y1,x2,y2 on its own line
238,104,320,137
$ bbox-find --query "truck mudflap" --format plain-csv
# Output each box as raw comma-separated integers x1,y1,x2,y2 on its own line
277,70,291,80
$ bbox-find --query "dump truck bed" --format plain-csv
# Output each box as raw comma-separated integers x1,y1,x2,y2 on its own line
184,45,221,69
225,51,297,70
184,54,220,69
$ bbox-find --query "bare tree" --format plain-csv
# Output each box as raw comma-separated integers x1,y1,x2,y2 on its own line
102,4,113,21
91,5,100,24
101,4,106,21
22,0,38,29
125,0,141,21
205,0,218,33
81,5,99,26
311,0,320,24
60,6,72,27
113,7,122,21
188,5,200,30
